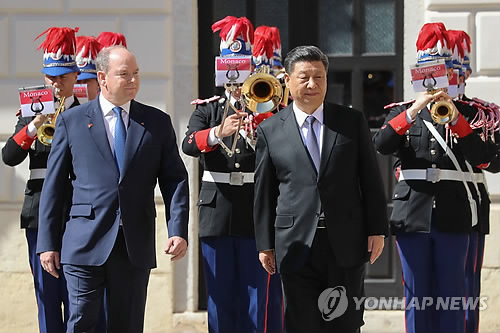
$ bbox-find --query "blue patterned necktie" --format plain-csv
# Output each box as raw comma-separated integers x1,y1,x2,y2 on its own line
113,106,126,174
305,115,320,172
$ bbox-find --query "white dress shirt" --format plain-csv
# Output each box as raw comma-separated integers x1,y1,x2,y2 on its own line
99,94,130,153
293,102,324,155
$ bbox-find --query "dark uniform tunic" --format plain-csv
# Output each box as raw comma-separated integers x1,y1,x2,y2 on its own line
182,97,256,237
373,102,496,234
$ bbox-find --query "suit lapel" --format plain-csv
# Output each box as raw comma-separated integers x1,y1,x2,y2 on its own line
121,100,146,182
86,99,117,173
318,103,339,181
280,105,318,177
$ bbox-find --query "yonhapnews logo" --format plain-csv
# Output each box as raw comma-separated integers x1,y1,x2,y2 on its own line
317,286,348,321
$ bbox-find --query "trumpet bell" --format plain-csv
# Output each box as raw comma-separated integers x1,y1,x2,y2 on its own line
241,73,283,113
430,100,456,124
37,124,55,145
36,95,66,146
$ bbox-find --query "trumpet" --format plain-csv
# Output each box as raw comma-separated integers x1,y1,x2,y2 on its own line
241,66,283,113
216,66,285,156
430,99,456,125
422,74,456,124
37,96,65,146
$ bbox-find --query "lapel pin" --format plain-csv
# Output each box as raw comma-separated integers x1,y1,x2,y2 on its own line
140,122,145,126
88,123,93,128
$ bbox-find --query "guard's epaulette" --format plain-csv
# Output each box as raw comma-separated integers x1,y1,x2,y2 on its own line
471,97,500,111
454,99,479,109
190,95,221,105
457,97,500,136
456,98,499,112
384,100,415,110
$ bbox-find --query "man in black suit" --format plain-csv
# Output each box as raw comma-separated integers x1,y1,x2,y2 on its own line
254,45,389,332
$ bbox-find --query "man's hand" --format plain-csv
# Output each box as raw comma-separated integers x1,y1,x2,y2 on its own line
32,114,50,129
40,251,61,278
368,236,385,264
407,91,436,119
215,112,247,138
164,236,188,261
259,250,276,274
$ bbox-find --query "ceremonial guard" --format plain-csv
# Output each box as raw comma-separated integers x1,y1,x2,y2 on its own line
182,16,282,333
373,23,497,333
1,26,81,333
447,29,500,333
75,35,103,101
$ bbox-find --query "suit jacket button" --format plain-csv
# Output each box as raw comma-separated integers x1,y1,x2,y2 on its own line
235,163,240,168
430,149,436,155
430,137,436,143
235,148,241,154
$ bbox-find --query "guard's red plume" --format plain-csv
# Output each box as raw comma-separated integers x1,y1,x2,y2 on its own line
416,22,451,54
447,30,466,59
212,16,254,44
96,32,127,48
35,27,79,54
269,27,281,50
76,36,102,60
461,31,472,54
253,26,274,59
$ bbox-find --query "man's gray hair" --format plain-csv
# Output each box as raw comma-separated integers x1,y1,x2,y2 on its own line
95,45,127,73
284,45,329,74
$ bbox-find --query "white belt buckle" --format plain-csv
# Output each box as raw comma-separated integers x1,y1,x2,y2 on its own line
229,172,244,186
426,168,440,183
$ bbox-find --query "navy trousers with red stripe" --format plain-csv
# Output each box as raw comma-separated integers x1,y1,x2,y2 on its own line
465,231,485,333
396,225,469,333
26,228,69,333
201,236,283,333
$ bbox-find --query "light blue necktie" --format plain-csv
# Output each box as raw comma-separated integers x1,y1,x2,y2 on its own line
305,115,320,173
113,106,126,174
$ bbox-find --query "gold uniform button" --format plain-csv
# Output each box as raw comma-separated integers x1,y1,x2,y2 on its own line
430,149,436,155
235,148,241,154
235,163,240,168
430,137,436,142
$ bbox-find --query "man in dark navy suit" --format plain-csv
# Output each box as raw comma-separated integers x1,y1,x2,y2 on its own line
37,45,189,333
